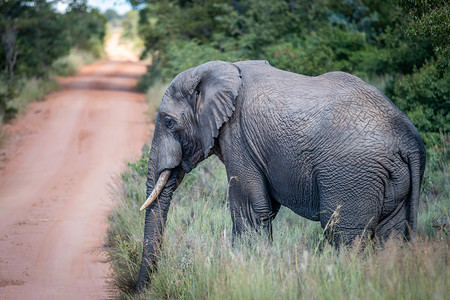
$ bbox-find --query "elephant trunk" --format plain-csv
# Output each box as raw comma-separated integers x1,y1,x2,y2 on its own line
136,159,181,292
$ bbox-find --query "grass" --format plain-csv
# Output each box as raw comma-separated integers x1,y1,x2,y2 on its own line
0,127,8,148
0,76,59,122
51,48,98,76
14,77,59,106
1,72,61,145
108,133,449,299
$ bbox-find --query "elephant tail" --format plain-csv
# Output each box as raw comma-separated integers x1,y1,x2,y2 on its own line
406,149,426,239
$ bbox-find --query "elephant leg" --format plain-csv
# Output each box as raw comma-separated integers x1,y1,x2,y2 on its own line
375,158,413,242
227,167,275,241
317,168,383,246
375,201,409,243
319,200,379,246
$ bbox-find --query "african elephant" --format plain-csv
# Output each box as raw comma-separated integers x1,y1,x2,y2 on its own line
136,60,426,291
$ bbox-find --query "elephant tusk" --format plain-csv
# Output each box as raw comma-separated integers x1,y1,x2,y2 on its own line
139,170,171,211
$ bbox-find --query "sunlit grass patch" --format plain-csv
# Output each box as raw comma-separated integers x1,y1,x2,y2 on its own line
52,48,97,76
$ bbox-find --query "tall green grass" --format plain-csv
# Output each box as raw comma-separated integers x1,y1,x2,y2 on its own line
1,72,58,146
0,76,59,122
108,139,449,299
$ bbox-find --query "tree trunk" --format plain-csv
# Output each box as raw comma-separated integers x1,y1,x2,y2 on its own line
2,19,19,86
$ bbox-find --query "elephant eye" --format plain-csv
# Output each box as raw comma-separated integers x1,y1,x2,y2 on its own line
164,117,175,129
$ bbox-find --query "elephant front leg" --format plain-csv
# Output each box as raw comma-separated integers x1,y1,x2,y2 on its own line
227,170,277,242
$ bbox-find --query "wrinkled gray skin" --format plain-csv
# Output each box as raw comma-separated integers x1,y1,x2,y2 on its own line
136,60,426,291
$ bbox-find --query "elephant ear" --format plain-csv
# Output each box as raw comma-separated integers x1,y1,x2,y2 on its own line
189,61,241,158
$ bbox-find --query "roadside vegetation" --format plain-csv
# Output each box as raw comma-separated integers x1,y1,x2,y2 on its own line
51,48,99,77
120,10,146,59
133,0,448,147
0,0,107,138
107,0,449,298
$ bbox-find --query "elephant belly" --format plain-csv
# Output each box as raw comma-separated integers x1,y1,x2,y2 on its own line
267,167,320,221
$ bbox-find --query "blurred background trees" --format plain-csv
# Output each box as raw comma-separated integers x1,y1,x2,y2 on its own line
0,0,106,122
0,0,447,147
130,0,448,147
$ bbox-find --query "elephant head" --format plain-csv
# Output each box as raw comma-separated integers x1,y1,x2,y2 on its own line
136,61,242,291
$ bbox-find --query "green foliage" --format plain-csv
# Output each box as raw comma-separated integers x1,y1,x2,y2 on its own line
265,26,374,76
145,83,167,122
121,11,140,40
119,10,145,59
399,0,450,60
0,1,71,78
64,1,107,58
389,58,449,145
419,135,449,238
0,85,16,122
131,0,449,144
0,0,107,122
105,9,123,27
51,48,97,76
0,76,58,122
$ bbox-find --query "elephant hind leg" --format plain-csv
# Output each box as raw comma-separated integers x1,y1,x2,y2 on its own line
317,170,382,246
375,157,414,242
319,199,379,246
375,200,410,242
322,220,376,247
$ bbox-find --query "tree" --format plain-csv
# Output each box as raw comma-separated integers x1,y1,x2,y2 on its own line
1,18,18,86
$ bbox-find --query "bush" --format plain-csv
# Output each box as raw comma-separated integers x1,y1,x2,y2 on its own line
0,82,17,122
389,59,449,145
265,37,337,76
0,76,59,122
137,40,244,90
52,49,97,76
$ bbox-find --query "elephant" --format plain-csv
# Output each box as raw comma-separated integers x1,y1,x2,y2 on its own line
136,60,426,291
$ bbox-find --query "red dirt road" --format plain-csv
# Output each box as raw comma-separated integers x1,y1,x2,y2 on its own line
0,36,150,299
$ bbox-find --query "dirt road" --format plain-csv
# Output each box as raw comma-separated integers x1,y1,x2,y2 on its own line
0,33,150,299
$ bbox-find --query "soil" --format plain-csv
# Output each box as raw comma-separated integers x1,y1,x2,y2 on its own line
0,33,150,299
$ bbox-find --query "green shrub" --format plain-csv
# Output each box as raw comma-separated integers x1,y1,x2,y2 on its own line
0,81,16,122
0,126,8,148
52,48,97,76
265,37,337,76
0,76,59,122
389,59,449,146
137,40,245,90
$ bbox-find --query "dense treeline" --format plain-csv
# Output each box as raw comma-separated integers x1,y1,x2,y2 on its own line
131,0,448,146
0,0,106,122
